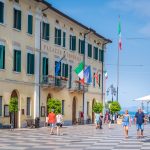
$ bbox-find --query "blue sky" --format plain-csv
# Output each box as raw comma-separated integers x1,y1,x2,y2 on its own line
47,0,150,109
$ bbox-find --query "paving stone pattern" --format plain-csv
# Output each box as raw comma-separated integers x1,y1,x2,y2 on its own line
0,124,150,150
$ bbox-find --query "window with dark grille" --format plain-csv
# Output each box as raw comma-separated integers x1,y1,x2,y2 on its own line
93,47,98,60
55,28,61,45
88,44,92,58
0,2,4,23
79,39,85,54
70,35,76,51
27,53,34,74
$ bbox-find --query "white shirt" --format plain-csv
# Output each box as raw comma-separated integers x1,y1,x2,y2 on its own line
56,114,63,123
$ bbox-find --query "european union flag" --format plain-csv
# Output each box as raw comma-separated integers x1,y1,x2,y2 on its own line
55,61,61,76
84,66,92,84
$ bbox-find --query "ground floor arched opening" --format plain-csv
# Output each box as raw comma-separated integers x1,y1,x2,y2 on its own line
10,90,19,128
72,96,77,125
92,99,96,123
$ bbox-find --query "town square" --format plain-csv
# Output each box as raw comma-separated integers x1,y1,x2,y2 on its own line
0,0,150,150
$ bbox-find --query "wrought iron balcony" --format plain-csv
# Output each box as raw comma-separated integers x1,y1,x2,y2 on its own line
41,75,68,89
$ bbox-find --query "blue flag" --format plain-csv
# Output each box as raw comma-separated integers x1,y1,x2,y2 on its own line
55,61,61,76
84,66,92,84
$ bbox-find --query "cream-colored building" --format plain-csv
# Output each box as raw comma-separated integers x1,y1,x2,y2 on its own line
0,0,111,128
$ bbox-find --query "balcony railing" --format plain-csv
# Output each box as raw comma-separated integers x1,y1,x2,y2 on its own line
41,75,67,89
69,80,88,93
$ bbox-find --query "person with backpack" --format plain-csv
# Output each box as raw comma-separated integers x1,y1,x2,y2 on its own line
122,110,131,138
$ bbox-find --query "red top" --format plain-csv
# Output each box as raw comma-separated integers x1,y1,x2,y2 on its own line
48,112,56,123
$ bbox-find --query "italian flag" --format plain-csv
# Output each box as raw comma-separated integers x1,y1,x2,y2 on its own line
74,62,84,83
104,71,108,79
118,17,122,50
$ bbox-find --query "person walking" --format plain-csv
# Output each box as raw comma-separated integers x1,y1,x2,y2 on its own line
135,108,145,138
99,113,103,129
104,111,111,128
122,110,131,138
48,109,56,135
56,112,63,136
95,113,100,129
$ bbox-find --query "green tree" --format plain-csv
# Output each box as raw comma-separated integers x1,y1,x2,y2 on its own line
109,101,121,114
47,97,61,114
93,102,103,113
9,97,18,113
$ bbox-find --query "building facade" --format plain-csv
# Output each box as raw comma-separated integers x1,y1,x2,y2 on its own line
0,0,111,128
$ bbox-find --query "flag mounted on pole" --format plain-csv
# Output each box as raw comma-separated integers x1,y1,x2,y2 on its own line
84,66,92,84
94,72,99,84
104,70,108,79
74,62,84,84
118,16,122,50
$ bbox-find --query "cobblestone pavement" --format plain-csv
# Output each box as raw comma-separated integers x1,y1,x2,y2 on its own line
0,124,150,150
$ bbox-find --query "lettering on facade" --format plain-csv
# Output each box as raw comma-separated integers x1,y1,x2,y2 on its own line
42,44,82,62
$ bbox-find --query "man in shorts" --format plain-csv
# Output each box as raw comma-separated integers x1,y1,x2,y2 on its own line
135,108,145,138
48,109,56,135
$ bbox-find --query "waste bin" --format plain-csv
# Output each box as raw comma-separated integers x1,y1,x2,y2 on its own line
35,117,40,128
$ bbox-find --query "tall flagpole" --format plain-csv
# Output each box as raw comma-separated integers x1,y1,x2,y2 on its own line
117,16,121,102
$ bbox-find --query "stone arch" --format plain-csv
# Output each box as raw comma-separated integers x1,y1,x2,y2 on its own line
92,98,96,123
10,90,19,128
72,96,77,125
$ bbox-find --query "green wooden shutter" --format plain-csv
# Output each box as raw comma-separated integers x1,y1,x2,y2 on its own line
13,50,16,71
43,57,46,76
0,45,5,69
55,28,57,44
17,51,21,72
46,23,49,40
69,35,71,50
42,22,45,39
58,29,61,45
28,15,33,34
46,58,48,75
101,50,104,62
18,10,21,30
73,36,76,50
65,64,68,78
62,63,65,77
63,32,66,47
0,2,4,23
81,40,85,54
88,44,92,57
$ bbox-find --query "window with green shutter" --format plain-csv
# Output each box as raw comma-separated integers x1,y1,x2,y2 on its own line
69,65,72,89
55,28,61,45
88,44,92,58
14,50,21,72
79,39,85,54
62,63,68,78
99,50,104,62
42,22,49,41
93,47,98,60
27,53,34,74
0,45,5,69
13,8,21,30
70,35,76,51
27,14,33,34
63,32,66,47
0,2,4,23
42,57,48,76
